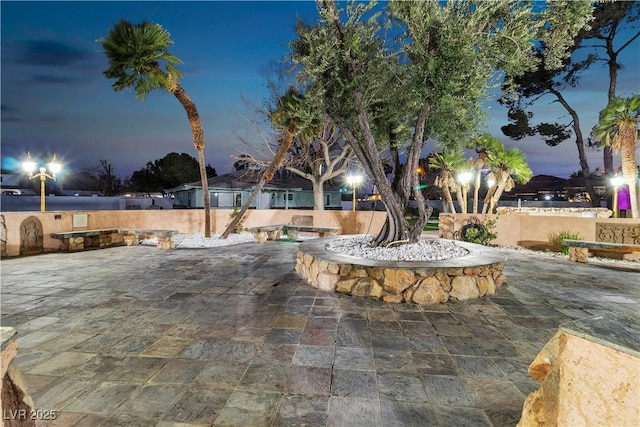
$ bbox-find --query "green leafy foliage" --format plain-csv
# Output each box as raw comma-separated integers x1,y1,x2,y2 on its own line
129,152,216,192
557,231,583,255
462,219,497,246
227,206,246,234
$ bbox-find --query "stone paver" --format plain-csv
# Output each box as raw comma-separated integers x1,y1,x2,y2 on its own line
1,242,638,426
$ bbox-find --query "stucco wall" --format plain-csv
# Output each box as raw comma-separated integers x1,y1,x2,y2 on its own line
439,213,638,250
0,209,387,257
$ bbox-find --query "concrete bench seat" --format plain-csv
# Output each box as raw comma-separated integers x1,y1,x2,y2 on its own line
51,228,122,251
248,224,341,243
562,239,640,262
51,228,178,251
118,229,178,250
247,225,285,243
284,225,341,240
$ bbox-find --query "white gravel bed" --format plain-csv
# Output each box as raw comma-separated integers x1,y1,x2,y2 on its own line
141,232,639,268
141,232,255,248
325,236,469,261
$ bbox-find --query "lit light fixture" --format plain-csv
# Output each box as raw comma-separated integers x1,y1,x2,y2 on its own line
346,175,363,211
610,175,625,218
22,152,62,212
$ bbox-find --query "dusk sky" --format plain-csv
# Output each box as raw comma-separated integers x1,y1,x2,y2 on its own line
2,1,639,182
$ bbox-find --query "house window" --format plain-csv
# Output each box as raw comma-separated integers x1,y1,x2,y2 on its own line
283,193,293,201
210,192,219,207
325,195,331,206
234,193,242,207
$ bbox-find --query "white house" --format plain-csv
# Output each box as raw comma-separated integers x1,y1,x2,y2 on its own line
167,169,344,210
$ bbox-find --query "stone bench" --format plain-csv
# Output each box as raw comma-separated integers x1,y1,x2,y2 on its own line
50,229,121,251
248,224,341,243
562,239,640,262
248,225,285,243
284,225,341,240
118,229,178,250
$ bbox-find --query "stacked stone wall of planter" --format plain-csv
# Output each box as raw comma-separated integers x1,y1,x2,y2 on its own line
295,236,507,305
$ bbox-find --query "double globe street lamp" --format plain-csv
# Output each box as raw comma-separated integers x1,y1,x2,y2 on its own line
22,152,62,212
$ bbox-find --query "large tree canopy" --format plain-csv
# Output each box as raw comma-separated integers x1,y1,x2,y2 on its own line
290,0,593,247
500,2,639,205
129,152,216,193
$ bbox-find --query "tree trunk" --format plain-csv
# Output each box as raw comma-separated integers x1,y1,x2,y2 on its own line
604,43,617,175
171,85,211,237
443,179,456,214
312,178,325,210
551,88,597,206
472,165,481,214
221,131,295,238
490,173,510,211
454,186,464,214
620,131,639,219
482,185,497,214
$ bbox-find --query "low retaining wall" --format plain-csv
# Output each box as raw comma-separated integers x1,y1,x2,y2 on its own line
295,236,507,305
0,209,387,257
439,213,639,250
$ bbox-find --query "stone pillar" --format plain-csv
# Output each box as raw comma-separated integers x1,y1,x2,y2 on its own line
518,315,640,426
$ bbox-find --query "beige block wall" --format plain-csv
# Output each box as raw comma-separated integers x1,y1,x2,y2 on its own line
0,209,387,257
441,213,638,250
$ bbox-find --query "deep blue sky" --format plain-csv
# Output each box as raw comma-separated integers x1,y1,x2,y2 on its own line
2,1,639,181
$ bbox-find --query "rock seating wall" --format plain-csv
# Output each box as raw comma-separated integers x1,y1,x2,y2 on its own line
295,237,507,305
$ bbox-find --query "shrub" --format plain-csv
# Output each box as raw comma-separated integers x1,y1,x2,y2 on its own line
461,218,497,246
557,231,583,255
227,206,246,234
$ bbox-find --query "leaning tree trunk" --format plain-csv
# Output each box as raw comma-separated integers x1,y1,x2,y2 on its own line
489,173,511,212
443,184,456,214
221,130,295,238
171,85,211,237
552,88,598,206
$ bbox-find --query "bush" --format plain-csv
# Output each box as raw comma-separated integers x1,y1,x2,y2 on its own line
556,231,583,255
227,206,246,234
461,218,497,246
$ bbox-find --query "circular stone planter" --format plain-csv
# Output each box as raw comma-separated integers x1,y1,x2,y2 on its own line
295,236,508,305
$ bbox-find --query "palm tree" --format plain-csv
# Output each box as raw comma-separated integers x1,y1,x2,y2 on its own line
429,150,465,214
592,95,640,219
466,135,502,214
221,88,321,238
483,147,533,213
98,20,212,236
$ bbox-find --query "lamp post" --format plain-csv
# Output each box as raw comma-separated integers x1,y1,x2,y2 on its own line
457,171,473,214
22,152,62,212
346,175,362,211
611,175,625,218
487,175,496,214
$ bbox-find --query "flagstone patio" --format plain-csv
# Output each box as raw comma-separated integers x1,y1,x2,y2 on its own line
1,241,638,426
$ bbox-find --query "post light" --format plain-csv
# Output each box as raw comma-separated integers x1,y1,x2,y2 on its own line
22,152,62,212
346,175,363,211
457,171,473,214
610,175,625,218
